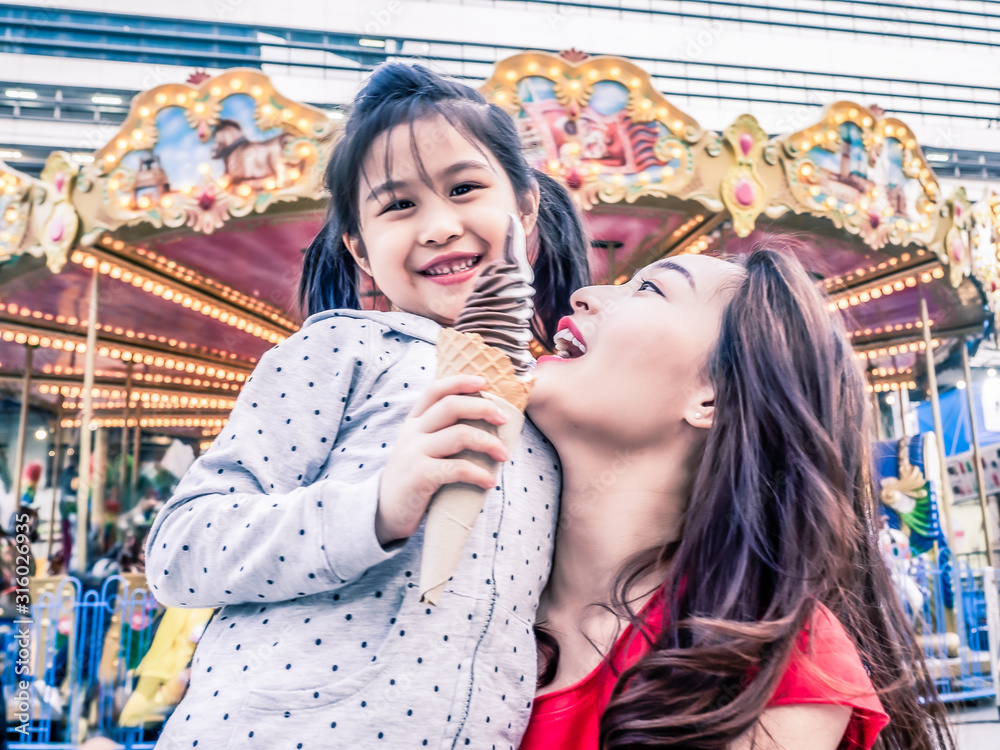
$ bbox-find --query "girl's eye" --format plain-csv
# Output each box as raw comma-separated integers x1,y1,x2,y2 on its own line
451,183,482,197
381,199,414,214
637,279,666,297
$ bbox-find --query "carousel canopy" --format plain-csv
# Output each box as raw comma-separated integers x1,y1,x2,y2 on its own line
1,54,998,442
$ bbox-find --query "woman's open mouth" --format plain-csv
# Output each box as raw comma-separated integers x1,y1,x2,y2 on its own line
538,318,587,363
553,328,587,358
419,253,484,286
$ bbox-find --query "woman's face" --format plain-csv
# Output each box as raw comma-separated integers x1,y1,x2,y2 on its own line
529,254,741,449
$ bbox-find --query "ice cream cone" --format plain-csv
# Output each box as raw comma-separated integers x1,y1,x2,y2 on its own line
419,214,536,604
419,390,525,605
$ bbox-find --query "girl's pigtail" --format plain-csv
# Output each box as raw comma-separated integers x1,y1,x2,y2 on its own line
529,170,592,350
299,216,361,317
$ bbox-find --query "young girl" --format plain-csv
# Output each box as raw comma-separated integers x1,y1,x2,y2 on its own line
145,63,590,750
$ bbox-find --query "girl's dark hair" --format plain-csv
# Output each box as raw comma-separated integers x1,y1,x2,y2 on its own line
299,62,590,349
541,246,953,749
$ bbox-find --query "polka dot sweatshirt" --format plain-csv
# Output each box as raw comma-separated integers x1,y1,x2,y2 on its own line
144,309,560,750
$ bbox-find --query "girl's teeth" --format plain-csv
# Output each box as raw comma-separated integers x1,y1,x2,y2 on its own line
425,257,479,276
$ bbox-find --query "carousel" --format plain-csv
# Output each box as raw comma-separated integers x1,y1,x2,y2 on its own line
2,50,999,740
0,49,997,586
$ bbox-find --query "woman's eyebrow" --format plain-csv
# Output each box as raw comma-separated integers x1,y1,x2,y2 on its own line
651,259,696,291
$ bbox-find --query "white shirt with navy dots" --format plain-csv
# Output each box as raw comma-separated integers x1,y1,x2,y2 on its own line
144,309,560,750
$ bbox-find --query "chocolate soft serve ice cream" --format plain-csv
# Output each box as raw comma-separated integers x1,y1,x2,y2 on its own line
419,215,536,605
451,217,536,380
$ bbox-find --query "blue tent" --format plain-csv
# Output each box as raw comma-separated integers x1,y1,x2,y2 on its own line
915,379,1000,457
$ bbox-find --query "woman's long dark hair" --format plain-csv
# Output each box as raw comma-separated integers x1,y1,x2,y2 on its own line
539,247,952,748
298,62,590,350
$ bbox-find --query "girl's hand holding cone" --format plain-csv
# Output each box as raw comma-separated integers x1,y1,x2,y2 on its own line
375,374,511,548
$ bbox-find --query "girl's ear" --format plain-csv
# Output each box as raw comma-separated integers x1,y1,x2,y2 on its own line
343,231,372,276
683,387,715,430
520,183,540,237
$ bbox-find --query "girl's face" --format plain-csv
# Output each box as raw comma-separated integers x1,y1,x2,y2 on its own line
528,255,741,450
345,114,539,326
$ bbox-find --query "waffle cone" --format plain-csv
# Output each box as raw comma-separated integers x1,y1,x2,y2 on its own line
419,392,525,605
419,328,534,605
435,328,533,411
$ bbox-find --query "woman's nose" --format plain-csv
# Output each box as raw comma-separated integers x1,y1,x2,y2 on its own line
570,284,608,313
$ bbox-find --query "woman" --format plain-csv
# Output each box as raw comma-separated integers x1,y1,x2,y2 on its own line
519,248,953,749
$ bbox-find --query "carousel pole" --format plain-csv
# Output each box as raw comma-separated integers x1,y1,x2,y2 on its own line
960,337,996,568
74,266,100,575
130,404,142,500
899,387,911,440
11,345,35,519
869,375,885,440
119,363,133,507
92,427,107,549
44,395,64,572
921,296,965,640
920,296,957,547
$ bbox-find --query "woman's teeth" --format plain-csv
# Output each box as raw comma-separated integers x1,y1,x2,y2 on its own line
553,328,587,358
423,256,482,276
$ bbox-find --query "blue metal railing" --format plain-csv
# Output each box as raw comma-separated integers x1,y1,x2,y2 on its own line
1,575,162,749
1,568,995,747
905,560,998,703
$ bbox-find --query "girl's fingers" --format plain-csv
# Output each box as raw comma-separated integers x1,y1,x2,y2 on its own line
424,425,510,464
417,394,508,435
408,375,487,420
427,458,499,492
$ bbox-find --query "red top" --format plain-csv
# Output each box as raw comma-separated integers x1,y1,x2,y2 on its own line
521,591,890,750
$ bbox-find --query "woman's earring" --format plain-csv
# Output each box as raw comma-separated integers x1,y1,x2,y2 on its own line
694,412,703,419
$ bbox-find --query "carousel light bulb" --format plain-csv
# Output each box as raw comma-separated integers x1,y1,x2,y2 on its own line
230,79,243,90
139,106,150,117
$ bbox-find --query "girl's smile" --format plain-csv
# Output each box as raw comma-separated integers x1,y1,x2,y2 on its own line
417,251,486,285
